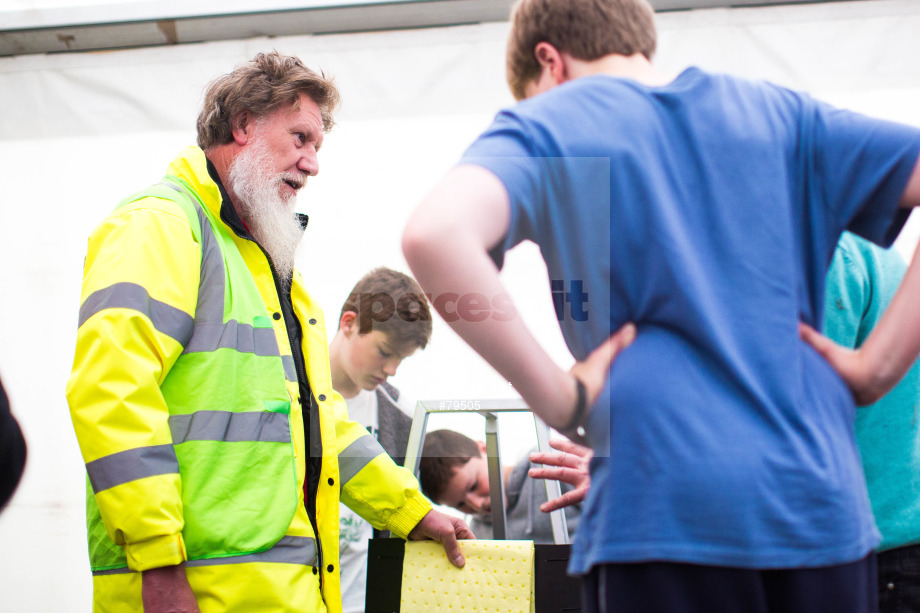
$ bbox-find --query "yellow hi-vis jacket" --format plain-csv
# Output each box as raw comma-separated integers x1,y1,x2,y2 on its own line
66,146,432,613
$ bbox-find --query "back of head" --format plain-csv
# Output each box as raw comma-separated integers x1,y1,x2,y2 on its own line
340,267,433,349
506,0,657,100
419,429,480,502
197,51,341,150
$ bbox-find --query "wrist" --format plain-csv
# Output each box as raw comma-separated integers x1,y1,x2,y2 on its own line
560,375,588,438
142,564,185,578
125,533,187,572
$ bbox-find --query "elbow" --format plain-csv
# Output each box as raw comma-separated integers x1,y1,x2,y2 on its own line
401,208,441,268
400,220,423,265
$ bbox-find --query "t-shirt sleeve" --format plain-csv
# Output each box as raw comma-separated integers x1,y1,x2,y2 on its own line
460,110,548,269
811,100,920,247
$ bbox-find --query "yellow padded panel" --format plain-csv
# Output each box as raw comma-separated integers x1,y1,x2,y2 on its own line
400,540,535,613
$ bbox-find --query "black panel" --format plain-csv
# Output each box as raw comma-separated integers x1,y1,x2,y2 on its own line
366,538,405,613
534,544,582,613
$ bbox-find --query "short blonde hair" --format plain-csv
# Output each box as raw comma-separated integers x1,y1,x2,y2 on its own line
197,51,340,150
506,0,657,100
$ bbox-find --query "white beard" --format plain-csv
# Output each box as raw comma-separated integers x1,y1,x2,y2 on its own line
227,137,305,285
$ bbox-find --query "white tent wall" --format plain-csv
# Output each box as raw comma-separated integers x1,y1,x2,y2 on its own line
1,0,919,610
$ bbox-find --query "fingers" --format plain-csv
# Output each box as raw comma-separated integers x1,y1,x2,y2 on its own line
799,322,883,405
529,451,578,469
585,323,636,372
410,511,470,568
441,532,465,568
442,518,467,567
548,438,592,459
799,322,836,359
610,321,638,354
530,439,592,485
538,487,588,513
453,516,476,540
800,322,857,381
570,323,637,417
528,465,581,485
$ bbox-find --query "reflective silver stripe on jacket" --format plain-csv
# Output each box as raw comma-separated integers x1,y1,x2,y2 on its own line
78,283,194,346
183,321,280,355
91,535,318,575
169,411,290,444
86,444,179,494
338,434,387,487
281,356,297,383
162,181,294,383
78,182,293,376
185,535,318,567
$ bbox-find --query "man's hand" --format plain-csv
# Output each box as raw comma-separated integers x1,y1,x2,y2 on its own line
141,565,200,613
799,323,892,406
529,439,592,513
408,510,475,568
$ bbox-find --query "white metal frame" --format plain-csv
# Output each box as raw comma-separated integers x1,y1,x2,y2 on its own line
404,398,570,545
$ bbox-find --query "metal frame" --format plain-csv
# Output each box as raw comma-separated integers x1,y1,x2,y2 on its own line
404,398,569,545
0,0,859,58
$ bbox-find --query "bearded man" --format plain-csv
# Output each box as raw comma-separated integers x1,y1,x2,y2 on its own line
66,51,471,614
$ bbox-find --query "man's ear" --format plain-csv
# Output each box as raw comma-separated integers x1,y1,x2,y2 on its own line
230,111,252,146
476,440,488,456
339,311,358,336
533,41,567,85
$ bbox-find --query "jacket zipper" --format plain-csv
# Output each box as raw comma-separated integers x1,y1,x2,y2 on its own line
221,204,325,591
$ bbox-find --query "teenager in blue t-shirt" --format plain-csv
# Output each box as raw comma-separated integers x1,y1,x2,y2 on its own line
402,0,920,610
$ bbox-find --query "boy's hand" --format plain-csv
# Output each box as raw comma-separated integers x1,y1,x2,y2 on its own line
408,510,475,568
557,323,636,441
528,438,592,513
799,322,890,405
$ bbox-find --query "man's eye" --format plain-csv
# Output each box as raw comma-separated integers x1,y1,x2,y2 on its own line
379,349,392,358
295,133,306,144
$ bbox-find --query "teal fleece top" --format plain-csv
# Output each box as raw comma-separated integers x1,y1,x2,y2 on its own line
823,231,920,552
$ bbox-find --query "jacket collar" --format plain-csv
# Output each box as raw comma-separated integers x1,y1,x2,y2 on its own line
166,146,310,240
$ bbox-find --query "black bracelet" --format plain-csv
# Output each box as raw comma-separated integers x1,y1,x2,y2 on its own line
562,375,588,434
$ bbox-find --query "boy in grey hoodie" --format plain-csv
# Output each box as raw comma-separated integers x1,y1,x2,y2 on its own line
419,429,587,542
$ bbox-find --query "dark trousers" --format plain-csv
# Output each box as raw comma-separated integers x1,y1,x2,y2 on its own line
878,543,920,613
582,554,877,613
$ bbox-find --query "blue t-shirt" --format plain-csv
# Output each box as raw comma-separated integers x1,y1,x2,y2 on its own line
461,67,920,572
823,232,920,553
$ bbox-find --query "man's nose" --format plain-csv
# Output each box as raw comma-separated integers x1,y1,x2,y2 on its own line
298,149,319,176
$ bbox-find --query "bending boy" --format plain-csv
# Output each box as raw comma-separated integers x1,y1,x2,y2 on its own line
418,429,585,542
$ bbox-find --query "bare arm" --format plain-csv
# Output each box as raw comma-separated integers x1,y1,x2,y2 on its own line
801,155,920,403
142,565,200,613
402,165,634,432
899,156,920,208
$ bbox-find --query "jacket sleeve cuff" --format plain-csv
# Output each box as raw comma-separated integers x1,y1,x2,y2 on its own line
386,490,433,539
125,533,187,572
